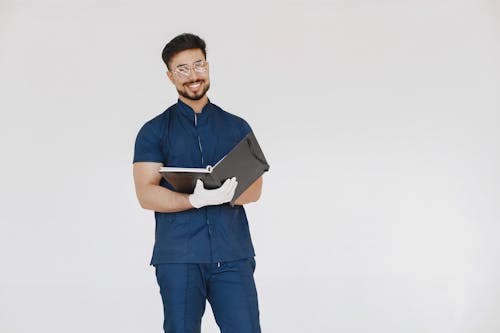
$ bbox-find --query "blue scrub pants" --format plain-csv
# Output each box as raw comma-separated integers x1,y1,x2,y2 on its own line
155,257,261,333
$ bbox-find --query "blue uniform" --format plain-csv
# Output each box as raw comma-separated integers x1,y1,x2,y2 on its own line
134,100,261,333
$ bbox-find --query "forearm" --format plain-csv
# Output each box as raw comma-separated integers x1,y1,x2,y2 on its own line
136,184,193,213
234,177,263,205
133,162,262,210
134,162,193,213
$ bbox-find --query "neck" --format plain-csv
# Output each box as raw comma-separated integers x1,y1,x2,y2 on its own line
179,95,209,113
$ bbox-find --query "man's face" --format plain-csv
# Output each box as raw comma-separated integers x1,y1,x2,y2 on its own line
167,48,210,101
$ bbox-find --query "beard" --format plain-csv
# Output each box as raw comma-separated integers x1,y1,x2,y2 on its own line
177,80,210,101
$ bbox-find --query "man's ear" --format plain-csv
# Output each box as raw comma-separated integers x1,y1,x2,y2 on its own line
166,70,175,84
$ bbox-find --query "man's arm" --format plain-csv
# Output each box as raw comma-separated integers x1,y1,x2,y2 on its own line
234,176,263,205
133,162,193,213
134,162,240,211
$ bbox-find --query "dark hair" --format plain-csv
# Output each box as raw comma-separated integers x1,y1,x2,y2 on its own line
161,33,207,69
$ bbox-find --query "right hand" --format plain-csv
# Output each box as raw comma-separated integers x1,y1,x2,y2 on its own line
188,177,238,209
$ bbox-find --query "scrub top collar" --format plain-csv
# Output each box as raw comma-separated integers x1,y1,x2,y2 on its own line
177,98,212,123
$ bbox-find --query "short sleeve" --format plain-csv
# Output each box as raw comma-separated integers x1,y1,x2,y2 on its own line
133,119,164,163
239,118,252,139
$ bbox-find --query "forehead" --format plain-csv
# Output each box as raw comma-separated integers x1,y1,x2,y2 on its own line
170,48,205,68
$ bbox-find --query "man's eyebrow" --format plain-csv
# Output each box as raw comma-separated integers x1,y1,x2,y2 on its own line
176,59,204,68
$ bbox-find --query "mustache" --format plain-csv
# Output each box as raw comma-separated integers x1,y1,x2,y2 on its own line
184,79,204,85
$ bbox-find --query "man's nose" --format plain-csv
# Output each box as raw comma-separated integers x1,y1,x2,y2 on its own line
186,66,198,80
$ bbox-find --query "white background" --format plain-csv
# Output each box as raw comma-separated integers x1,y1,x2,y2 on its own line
1,0,499,332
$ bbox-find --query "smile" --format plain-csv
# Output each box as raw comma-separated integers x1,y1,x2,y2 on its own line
186,81,203,89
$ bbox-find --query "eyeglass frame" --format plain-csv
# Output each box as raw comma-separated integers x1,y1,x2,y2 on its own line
170,60,209,79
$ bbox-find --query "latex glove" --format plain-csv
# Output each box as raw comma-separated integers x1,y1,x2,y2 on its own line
189,177,238,209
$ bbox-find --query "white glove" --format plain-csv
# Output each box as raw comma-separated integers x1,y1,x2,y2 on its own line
189,177,238,209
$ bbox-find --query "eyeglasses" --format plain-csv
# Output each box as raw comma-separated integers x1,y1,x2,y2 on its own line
172,60,209,79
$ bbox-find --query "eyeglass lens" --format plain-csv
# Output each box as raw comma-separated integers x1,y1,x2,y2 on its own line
175,61,208,77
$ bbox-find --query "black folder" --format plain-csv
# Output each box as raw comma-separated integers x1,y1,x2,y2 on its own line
159,131,270,206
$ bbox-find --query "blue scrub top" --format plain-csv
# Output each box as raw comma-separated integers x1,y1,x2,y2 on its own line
134,100,256,265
